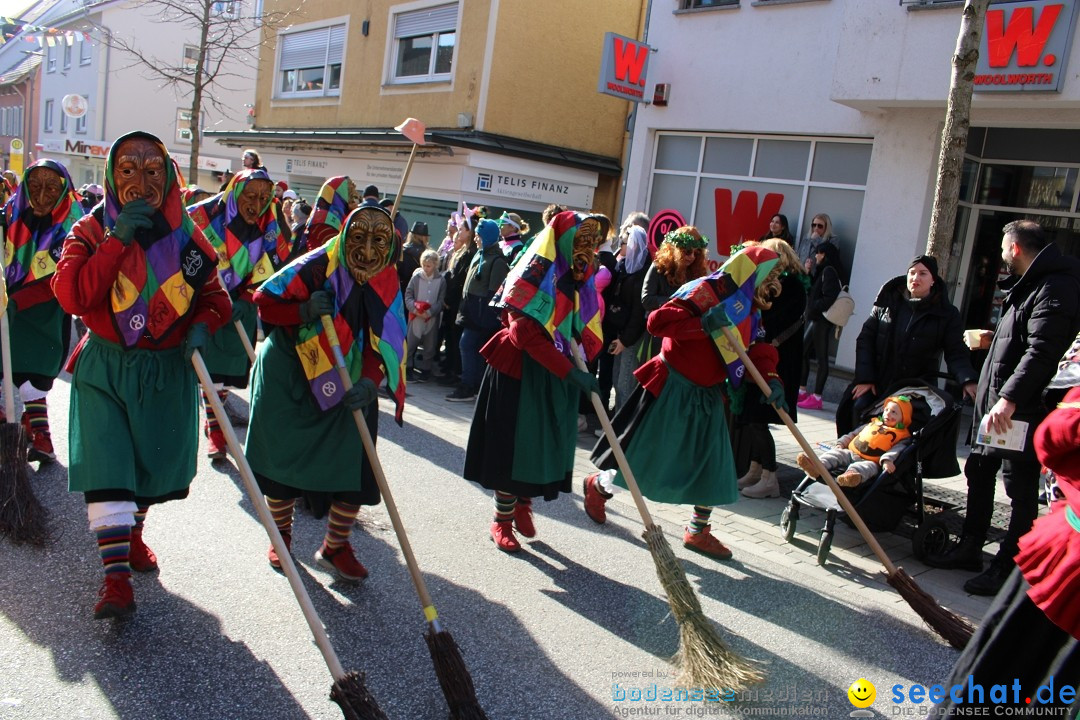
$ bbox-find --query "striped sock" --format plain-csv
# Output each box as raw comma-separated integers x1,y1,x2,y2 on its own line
493,492,516,523
324,501,359,551
203,390,220,434
688,506,713,535
134,505,148,532
266,498,295,537
96,525,132,577
23,399,48,434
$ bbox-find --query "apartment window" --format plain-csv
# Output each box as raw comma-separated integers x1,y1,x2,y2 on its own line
46,45,56,72
13,106,21,137
44,99,54,131
2,108,9,136
75,97,88,133
80,36,92,65
390,2,456,84
176,108,201,143
276,22,345,97
63,42,72,69
60,111,68,133
680,0,738,8
211,1,238,18
183,45,199,73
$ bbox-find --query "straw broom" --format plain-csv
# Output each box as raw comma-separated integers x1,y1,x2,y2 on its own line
320,316,487,720
717,326,974,650
0,234,48,546
571,341,763,691
191,349,388,720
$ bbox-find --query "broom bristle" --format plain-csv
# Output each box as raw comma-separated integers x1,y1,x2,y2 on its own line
330,670,389,720
424,627,489,720
643,525,764,691
887,568,974,650
0,423,48,546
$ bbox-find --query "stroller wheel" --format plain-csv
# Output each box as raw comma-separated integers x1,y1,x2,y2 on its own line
780,506,797,542
817,530,833,566
912,516,950,560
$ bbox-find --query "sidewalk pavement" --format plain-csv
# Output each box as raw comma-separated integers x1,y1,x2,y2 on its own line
400,376,1003,626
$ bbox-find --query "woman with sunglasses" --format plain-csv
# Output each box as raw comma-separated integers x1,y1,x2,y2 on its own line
796,213,834,275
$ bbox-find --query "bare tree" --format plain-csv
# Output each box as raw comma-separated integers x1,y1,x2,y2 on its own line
926,0,992,279
102,0,295,181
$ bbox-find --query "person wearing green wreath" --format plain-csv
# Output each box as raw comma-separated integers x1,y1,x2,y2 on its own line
463,210,610,553
1,159,84,463
246,203,406,582
188,168,291,459
590,238,787,561
52,131,231,620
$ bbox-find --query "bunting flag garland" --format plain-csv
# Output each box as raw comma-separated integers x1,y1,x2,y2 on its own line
670,245,778,388
0,19,93,48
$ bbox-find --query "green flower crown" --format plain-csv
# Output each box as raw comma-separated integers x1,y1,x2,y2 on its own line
663,230,708,250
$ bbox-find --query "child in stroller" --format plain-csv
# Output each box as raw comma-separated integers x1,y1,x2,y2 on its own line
796,395,914,487
781,381,962,565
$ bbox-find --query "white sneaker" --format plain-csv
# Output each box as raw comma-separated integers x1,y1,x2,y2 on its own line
594,428,605,439
577,415,588,432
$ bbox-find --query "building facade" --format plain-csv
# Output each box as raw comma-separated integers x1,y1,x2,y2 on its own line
624,0,1080,374
207,0,646,234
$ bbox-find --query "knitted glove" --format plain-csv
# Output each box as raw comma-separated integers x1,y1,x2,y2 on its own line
761,379,788,413
111,198,155,246
299,290,335,323
566,368,600,396
343,378,378,411
183,322,210,362
701,305,732,334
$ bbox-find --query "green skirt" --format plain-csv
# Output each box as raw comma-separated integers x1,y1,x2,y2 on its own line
201,298,256,387
4,299,68,384
463,355,578,499
244,328,379,501
610,366,737,506
68,334,198,503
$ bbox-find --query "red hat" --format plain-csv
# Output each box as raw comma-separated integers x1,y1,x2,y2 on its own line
275,180,288,192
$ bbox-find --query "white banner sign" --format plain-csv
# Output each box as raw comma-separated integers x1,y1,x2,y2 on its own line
462,167,594,208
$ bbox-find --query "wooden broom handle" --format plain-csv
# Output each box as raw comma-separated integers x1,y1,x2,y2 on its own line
0,225,15,422
191,349,349,680
235,319,257,363
390,143,418,220
569,341,657,528
717,326,899,575
318,315,439,624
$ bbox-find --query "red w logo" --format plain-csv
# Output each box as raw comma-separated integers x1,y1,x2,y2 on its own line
613,37,649,87
986,3,1064,68
713,189,785,252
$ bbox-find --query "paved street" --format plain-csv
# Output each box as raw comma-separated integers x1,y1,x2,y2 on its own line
0,369,997,720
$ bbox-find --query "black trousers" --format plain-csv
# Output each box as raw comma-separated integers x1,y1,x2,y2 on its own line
962,452,1042,562
799,320,834,395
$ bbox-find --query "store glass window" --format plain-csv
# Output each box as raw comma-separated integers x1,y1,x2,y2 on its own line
803,186,866,280
977,164,1077,211
754,139,810,181
702,137,752,175
810,142,873,185
655,135,701,172
648,174,696,220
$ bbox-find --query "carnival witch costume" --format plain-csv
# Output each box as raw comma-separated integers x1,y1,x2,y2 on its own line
463,210,608,552
590,242,785,560
51,130,230,619
246,203,406,581
188,168,291,457
2,159,84,462
292,175,359,256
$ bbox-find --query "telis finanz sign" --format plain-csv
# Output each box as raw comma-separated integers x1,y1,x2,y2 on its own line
974,0,1080,92
598,32,651,103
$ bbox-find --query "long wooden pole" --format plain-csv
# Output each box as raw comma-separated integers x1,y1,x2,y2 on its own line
0,227,15,423
389,144,418,221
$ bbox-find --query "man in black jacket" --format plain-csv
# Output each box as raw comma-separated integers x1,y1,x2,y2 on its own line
927,221,1080,596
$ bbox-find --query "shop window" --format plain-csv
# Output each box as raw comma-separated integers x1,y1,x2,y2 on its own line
695,177,802,251
803,185,865,280
276,21,346,98
389,2,457,84
754,140,810,181
43,99,53,132
977,164,1078,212
649,174,696,220
656,135,701,172
959,159,979,204
810,142,873,185
702,137,752,175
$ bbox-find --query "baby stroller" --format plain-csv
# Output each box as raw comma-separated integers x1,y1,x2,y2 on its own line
779,380,963,565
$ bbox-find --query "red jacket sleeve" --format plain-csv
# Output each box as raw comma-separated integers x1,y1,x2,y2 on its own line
646,301,708,340
10,281,55,312
51,217,128,316
306,223,338,251
507,314,574,378
190,271,231,335
253,289,305,326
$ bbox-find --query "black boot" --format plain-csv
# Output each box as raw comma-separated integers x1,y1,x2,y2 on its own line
924,535,984,571
963,559,1012,596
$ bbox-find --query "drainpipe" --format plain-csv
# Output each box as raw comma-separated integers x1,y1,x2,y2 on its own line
615,0,652,226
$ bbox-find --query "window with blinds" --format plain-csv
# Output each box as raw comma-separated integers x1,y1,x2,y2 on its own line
389,2,457,84
276,22,346,98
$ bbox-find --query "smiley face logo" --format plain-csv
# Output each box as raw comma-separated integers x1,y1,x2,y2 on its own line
847,678,876,709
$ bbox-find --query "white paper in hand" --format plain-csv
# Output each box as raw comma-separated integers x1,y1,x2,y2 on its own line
976,416,1028,452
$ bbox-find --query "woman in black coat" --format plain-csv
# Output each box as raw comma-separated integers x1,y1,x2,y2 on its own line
797,240,844,409
836,255,977,435
737,239,809,498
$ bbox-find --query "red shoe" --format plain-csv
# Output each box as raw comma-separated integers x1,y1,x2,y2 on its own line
268,532,292,570
513,500,536,538
207,428,227,459
21,415,56,463
315,541,368,581
682,525,733,560
93,575,136,620
583,474,610,525
129,528,159,572
489,521,521,553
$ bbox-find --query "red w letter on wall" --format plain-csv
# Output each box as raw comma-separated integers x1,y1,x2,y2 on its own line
714,189,785,252
986,4,1064,68
613,37,649,86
